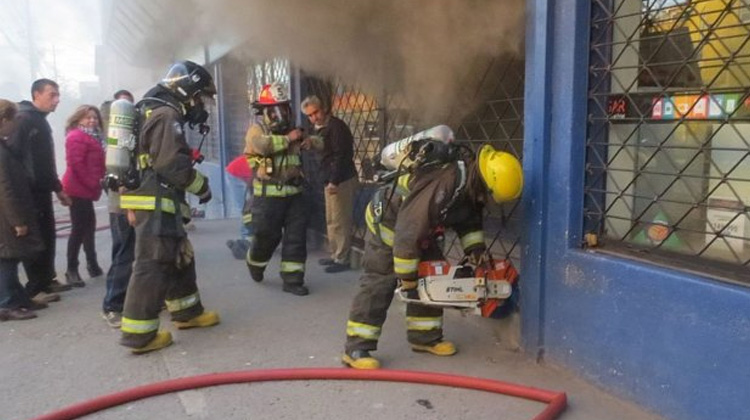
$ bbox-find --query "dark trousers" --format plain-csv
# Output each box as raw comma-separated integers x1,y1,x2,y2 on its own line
23,193,56,296
345,231,444,353
103,213,135,313
0,258,33,309
121,210,204,349
66,197,97,270
248,194,308,285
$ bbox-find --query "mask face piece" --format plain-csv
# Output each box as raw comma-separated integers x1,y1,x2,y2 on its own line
186,97,209,130
263,104,292,134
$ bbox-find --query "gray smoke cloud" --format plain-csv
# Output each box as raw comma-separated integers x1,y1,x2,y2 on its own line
155,0,524,121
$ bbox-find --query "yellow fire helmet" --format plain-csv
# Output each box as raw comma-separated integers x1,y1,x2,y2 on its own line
477,145,523,203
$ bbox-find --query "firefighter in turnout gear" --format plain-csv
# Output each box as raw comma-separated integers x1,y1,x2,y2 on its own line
243,82,323,296
342,145,523,369
119,61,220,353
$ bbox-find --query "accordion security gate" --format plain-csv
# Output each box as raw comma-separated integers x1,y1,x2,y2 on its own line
586,0,750,284
298,58,526,265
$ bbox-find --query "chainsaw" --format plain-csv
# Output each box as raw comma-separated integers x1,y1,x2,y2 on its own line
395,257,519,318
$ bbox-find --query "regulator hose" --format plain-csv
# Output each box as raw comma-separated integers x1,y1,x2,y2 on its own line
31,368,567,420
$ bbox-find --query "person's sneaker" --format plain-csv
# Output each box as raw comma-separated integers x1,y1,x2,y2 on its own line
65,270,86,288
0,307,37,321
87,263,104,278
411,340,457,356
342,350,380,369
102,311,122,329
247,264,264,283
32,291,61,304
131,331,173,354
325,262,350,273
46,279,72,293
25,300,48,311
318,258,335,266
282,284,309,296
173,310,220,329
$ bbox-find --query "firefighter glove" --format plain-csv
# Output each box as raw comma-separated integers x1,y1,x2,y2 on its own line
199,187,212,204
400,279,418,290
467,248,489,267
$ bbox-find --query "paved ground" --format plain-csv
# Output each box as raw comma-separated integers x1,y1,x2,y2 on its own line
1,219,666,420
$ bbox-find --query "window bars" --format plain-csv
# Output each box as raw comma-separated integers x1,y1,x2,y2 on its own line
586,0,750,281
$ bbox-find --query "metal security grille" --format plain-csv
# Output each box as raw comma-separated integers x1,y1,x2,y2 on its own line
301,53,525,265
586,0,750,282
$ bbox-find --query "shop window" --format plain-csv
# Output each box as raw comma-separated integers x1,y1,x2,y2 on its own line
586,0,750,284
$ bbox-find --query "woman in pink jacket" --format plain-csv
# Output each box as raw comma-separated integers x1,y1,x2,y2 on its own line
62,105,106,287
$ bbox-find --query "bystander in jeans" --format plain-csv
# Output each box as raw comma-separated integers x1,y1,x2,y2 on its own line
225,155,254,259
100,90,136,328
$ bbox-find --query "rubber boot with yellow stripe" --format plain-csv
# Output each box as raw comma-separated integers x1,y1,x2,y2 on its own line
173,310,220,330
132,331,173,354
411,340,457,356
342,350,380,370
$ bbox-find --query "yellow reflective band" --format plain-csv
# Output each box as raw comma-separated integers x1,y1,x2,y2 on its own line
242,213,253,224
396,174,411,196
271,135,288,152
186,172,206,195
165,293,200,313
286,154,301,166
461,231,485,250
379,225,394,247
248,156,264,169
394,257,419,275
246,256,269,267
121,317,159,334
280,261,305,273
120,196,177,214
365,204,377,234
346,320,381,340
138,154,152,170
252,179,301,197
406,316,443,331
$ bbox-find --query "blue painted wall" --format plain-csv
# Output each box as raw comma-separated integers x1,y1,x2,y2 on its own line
522,1,750,420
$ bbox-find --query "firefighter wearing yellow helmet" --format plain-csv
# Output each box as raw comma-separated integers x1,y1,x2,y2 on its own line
243,82,323,296
342,142,522,369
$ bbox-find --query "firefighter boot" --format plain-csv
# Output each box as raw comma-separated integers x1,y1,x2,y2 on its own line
342,350,380,370
411,340,457,356
282,283,309,296
173,311,220,329
132,331,173,354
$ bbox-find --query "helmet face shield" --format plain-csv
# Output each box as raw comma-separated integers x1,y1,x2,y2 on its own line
262,104,292,133
160,60,215,102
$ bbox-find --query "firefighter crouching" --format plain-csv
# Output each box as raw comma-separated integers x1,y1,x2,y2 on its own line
119,61,220,354
342,145,523,369
243,82,323,296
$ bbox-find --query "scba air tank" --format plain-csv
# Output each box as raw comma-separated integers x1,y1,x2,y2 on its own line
105,99,137,179
380,125,454,171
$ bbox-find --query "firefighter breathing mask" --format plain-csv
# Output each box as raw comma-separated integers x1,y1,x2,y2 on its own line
262,104,292,134
252,82,292,134
477,145,523,203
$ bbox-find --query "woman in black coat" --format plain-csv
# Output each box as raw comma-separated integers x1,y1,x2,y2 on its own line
0,99,46,321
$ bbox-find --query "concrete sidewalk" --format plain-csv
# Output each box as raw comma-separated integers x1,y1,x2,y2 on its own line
1,219,665,420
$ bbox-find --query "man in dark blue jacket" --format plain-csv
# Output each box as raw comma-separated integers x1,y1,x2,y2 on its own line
11,79,73,305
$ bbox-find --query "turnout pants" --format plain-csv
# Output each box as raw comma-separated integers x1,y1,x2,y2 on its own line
345,231,444,353
246,193,308,285
120,210,204,349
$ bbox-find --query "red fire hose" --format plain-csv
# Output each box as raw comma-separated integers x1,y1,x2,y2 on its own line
31,368,567,420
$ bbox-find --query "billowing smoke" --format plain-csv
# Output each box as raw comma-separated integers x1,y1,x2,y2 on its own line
186,0,524,121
